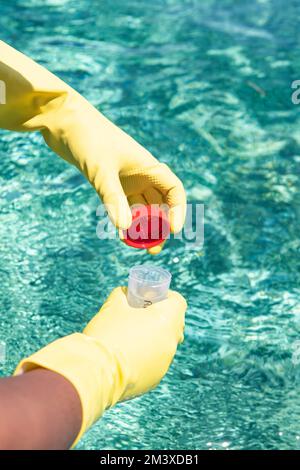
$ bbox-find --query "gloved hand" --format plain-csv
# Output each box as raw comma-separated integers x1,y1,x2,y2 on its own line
0,40,186,254
14,287,187,447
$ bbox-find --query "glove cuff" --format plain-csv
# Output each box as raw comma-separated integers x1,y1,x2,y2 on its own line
14,333,124,447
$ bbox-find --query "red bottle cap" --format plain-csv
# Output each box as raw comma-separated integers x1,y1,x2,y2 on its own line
122,205,170,249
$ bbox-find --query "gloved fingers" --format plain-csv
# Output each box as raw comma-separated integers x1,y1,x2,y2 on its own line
101,286,186,317
97,172,132,230
147,241,165,255
83,287,127,336
143,187,163,205
104,287,187,342
163,290,187,315
84,286,186,353
167,198,186,235
150,289,187,342
121,163,186,233
101,286,128,309
127,193,147,207
155,164,186,234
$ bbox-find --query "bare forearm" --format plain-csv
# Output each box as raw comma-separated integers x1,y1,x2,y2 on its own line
0,368,82,449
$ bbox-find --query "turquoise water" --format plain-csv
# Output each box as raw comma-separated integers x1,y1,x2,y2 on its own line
1,0,300,450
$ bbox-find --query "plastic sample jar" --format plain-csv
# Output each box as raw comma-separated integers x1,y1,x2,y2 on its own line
127,264,172,308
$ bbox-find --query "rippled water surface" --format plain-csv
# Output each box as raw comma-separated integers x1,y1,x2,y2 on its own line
0,0,300,450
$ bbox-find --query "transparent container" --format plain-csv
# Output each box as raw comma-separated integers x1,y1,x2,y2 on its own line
127,264,172,308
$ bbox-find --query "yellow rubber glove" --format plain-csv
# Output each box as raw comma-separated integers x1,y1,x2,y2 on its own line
14,287,187,447
0,40,186,254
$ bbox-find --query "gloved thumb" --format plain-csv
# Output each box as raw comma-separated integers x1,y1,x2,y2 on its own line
96,172,132,230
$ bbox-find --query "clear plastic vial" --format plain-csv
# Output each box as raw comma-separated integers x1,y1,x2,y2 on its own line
127,264,172,308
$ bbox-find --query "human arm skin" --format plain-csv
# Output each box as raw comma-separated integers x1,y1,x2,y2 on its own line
0,368,82,450
0,40,186,254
